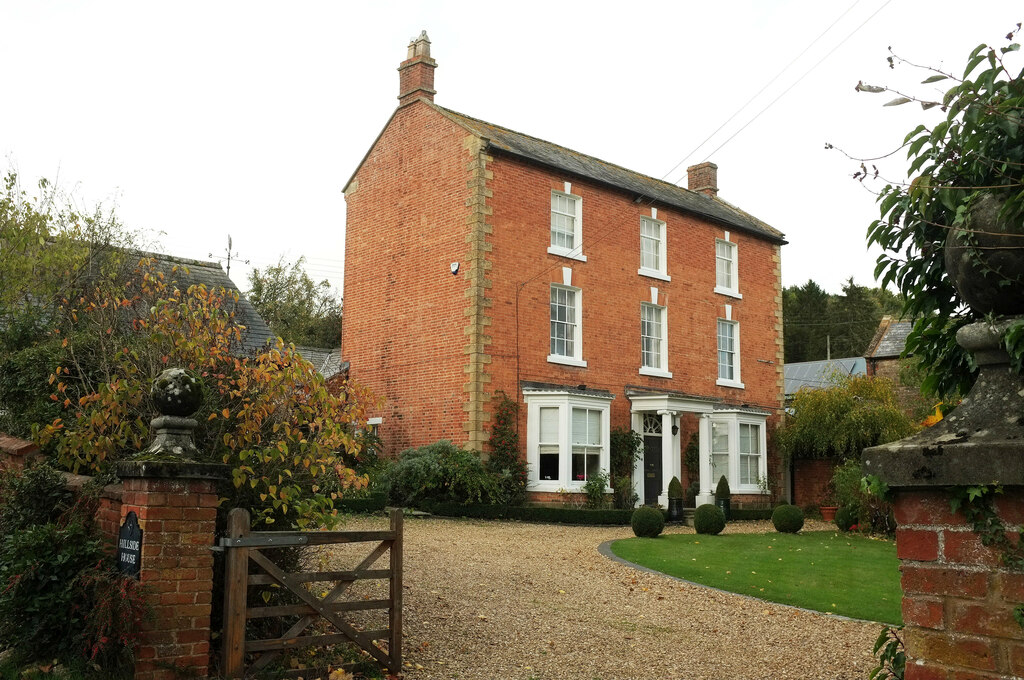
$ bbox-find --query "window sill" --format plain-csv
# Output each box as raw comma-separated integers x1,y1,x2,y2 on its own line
733,485,765,495
639,367,673,379
638,267,671,282
548,354,588,368
548,246,587,262
716,378,745,389
714,286,742,299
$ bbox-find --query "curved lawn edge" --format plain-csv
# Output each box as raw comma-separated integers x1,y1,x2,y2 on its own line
597,538,892,625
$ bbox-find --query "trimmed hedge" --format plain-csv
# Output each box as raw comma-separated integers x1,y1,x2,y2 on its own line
727,507,774,521
336,494,388,514
424,502,650,525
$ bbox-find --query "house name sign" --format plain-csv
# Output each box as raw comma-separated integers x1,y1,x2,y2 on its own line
117,511,143,580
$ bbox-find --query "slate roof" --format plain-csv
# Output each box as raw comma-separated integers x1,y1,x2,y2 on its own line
145,252,276,357
434,105,786,245
293,346,346,380
784,357,867,397
134,252,342,374
865,318,914,359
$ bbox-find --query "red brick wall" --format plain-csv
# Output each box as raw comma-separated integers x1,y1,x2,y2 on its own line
342,101,475,455
342,103,785,468
483,154,783,444
94,484,123,540
122,475,219,680
793,458,838,507
895,488,1024,679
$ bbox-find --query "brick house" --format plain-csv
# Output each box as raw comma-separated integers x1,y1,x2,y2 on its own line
342,32,787,506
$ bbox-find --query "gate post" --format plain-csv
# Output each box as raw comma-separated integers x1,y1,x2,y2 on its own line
116,369,229,680
865,318,1024,679
388,508,404,673
222,508,251,679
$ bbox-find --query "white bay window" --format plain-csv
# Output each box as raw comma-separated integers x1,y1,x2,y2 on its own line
524,388,612,491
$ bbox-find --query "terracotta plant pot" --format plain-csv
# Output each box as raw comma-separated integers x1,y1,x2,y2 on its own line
820,506,838,522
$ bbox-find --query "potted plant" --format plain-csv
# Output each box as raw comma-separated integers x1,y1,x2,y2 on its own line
667,476,683,521
819,480,838,522
715,475,730,521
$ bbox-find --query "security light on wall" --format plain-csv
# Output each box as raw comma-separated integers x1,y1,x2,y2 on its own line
450,262,459,275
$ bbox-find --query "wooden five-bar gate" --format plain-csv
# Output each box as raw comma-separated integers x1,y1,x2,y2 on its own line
220,507,403,678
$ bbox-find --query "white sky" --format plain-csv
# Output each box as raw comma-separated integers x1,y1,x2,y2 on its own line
2,1,1021,296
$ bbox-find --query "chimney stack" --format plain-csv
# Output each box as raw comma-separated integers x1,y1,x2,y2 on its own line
687,162,719,197
397,31,437,106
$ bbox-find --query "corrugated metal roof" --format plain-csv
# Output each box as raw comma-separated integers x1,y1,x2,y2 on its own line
784,357,866,397
436,106,786,244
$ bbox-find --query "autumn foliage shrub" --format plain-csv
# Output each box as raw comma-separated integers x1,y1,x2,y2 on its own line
31,267,370,529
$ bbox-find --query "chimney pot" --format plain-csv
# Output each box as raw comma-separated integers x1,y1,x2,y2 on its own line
398,30,437,106
687,162,719,197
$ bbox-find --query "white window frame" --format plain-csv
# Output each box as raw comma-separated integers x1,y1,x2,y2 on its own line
716,318,744,389
638,215,670,281
739,422,761,487
708,412,767,494
715,236,742,299
524,389,612,492
548,283,586,367
548,189,586,262
639,302,672,378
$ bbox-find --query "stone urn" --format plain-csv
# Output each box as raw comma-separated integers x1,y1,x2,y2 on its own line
944,193,1024,316
136,368,206,461
864,195,1024,487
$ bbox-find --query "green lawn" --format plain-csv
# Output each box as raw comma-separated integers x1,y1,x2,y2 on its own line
610,531,901,624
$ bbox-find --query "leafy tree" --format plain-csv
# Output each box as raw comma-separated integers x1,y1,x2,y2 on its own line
2,174,369,529
858,29,1024,397
826,278,883,358
783,278,899,362
776,374,917,461
246,256,342,347
784,279,831,362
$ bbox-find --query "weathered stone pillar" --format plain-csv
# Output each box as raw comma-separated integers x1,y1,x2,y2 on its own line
116,369,229,680
864,318,1024,679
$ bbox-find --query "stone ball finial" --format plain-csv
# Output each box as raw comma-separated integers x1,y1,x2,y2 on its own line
943,193,1024,316
151,368,205,417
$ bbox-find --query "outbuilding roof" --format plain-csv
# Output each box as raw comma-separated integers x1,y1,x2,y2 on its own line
784,357,867,397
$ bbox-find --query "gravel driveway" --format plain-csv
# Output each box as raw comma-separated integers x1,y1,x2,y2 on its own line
329,515,881,680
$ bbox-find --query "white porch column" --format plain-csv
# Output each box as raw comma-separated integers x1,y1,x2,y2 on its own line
696,414,714,506
658,410,673,506
630,411,643,507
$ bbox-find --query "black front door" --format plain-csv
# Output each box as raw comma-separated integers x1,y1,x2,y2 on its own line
643,435,662,505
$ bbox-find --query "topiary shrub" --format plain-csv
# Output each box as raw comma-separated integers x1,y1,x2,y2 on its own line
667,476,683,499
631,506,665,537
715,475,731,500
693,503,725,535
835,505,858,532
772,504,805,533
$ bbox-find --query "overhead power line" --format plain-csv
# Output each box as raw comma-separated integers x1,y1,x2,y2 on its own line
661,0,865,183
